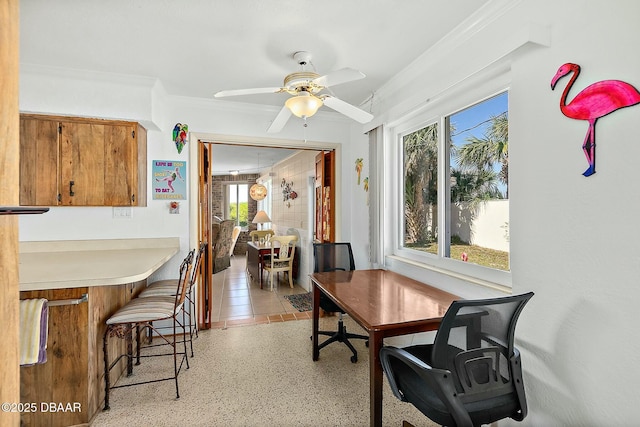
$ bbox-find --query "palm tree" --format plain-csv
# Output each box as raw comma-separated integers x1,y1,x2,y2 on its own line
403,123,438,244
456,112,509,197
450,168,502,204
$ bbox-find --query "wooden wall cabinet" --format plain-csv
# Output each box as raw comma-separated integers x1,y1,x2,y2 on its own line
314,151,335,242
19,114,147,206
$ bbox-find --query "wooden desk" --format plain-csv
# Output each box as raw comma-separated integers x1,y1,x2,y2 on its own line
246,241,299,289
310,269,460,427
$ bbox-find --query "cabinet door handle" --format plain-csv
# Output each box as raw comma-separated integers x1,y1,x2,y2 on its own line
69,181,75,196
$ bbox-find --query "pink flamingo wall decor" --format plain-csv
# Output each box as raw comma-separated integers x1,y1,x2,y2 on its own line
550,63,640,177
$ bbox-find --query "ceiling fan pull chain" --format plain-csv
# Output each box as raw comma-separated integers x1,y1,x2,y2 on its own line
303,117,308,143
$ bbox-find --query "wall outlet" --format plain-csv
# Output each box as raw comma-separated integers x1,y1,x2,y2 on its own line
113,207,132,219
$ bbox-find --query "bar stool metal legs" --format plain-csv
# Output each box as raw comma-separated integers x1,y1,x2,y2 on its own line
103,251,193,410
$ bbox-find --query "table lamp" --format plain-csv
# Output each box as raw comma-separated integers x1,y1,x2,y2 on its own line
252,210,271,230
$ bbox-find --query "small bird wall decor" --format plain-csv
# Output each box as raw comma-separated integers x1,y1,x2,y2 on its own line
550,63,640,177
173,123,188,154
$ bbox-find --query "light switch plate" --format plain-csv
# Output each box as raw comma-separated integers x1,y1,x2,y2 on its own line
113,207,132,219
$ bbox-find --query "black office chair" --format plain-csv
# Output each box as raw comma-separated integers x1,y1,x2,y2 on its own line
313,242,368,363
380,292,534,427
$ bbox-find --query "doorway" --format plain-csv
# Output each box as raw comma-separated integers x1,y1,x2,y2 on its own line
190,133,339,329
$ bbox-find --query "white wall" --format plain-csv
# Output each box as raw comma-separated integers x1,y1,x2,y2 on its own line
269,150,318,290
341,128,371,269
18,71,190,280
374,0,640,425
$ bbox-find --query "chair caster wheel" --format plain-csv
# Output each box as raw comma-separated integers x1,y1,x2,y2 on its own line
351,355,357,363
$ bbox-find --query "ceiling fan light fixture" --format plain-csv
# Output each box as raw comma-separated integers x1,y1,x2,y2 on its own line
285,91,323,118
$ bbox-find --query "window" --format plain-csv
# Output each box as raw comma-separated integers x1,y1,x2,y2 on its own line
226,183,248,228
397,91,509,282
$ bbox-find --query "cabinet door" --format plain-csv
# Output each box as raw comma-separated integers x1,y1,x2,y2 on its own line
133,124,147,206
19,117,59,206
59,122,106,205
104,124,137,206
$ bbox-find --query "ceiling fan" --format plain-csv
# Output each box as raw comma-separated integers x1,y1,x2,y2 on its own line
214,51,374,133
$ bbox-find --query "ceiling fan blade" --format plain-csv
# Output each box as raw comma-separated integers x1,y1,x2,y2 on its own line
322,96,373,123
267,105,292,133
312,68,365,88
214,87,283,98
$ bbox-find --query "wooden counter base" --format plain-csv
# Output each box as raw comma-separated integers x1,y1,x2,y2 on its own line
18,238,180,427
20,282,146,427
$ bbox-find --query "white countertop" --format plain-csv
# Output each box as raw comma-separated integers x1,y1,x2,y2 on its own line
19,238,180,291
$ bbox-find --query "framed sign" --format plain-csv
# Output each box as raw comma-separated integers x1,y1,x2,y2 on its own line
152,160,186,200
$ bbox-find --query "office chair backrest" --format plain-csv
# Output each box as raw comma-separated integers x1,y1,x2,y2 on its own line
431,292,534,418
313,242,355,273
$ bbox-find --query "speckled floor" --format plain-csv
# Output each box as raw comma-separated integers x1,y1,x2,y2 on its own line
91,315,437,427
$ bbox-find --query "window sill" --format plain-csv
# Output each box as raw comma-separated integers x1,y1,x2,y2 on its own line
386,254,512,294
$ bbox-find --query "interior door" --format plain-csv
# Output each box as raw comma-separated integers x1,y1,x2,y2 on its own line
314,151,324,242
198,141,212,329
314,150,335,242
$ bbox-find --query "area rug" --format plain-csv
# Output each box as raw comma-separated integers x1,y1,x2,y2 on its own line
284,292,312,312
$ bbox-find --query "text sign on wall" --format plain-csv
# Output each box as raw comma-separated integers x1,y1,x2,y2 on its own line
152,160,186,200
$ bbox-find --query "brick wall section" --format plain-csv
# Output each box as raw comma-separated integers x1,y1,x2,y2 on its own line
212,173,259,255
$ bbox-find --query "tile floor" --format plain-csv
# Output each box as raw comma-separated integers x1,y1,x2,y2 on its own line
208,254,312,329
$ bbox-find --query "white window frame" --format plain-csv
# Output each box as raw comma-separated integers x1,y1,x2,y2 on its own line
257,175,272,221
385,73,512,288
224,182,249,230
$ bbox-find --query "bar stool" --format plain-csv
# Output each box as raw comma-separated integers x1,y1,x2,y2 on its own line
102,250,193,410
138,242,205,357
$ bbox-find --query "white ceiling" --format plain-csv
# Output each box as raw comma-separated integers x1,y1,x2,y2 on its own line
19,0,488,173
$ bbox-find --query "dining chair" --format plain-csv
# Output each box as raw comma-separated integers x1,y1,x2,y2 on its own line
138,242,206,356
380,292,534,427
102,250,193,410
313,242,368,363
249,229,275,243
261,235,297,291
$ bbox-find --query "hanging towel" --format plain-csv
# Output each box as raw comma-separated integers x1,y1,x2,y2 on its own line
20,298,49,366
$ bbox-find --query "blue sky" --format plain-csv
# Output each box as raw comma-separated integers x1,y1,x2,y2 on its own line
449,91,508,196
450,91,508,147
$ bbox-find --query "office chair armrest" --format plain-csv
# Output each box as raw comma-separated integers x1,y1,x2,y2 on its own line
380,346,474,427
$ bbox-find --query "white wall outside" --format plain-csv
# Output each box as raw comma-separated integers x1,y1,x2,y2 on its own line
452,200,509,252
